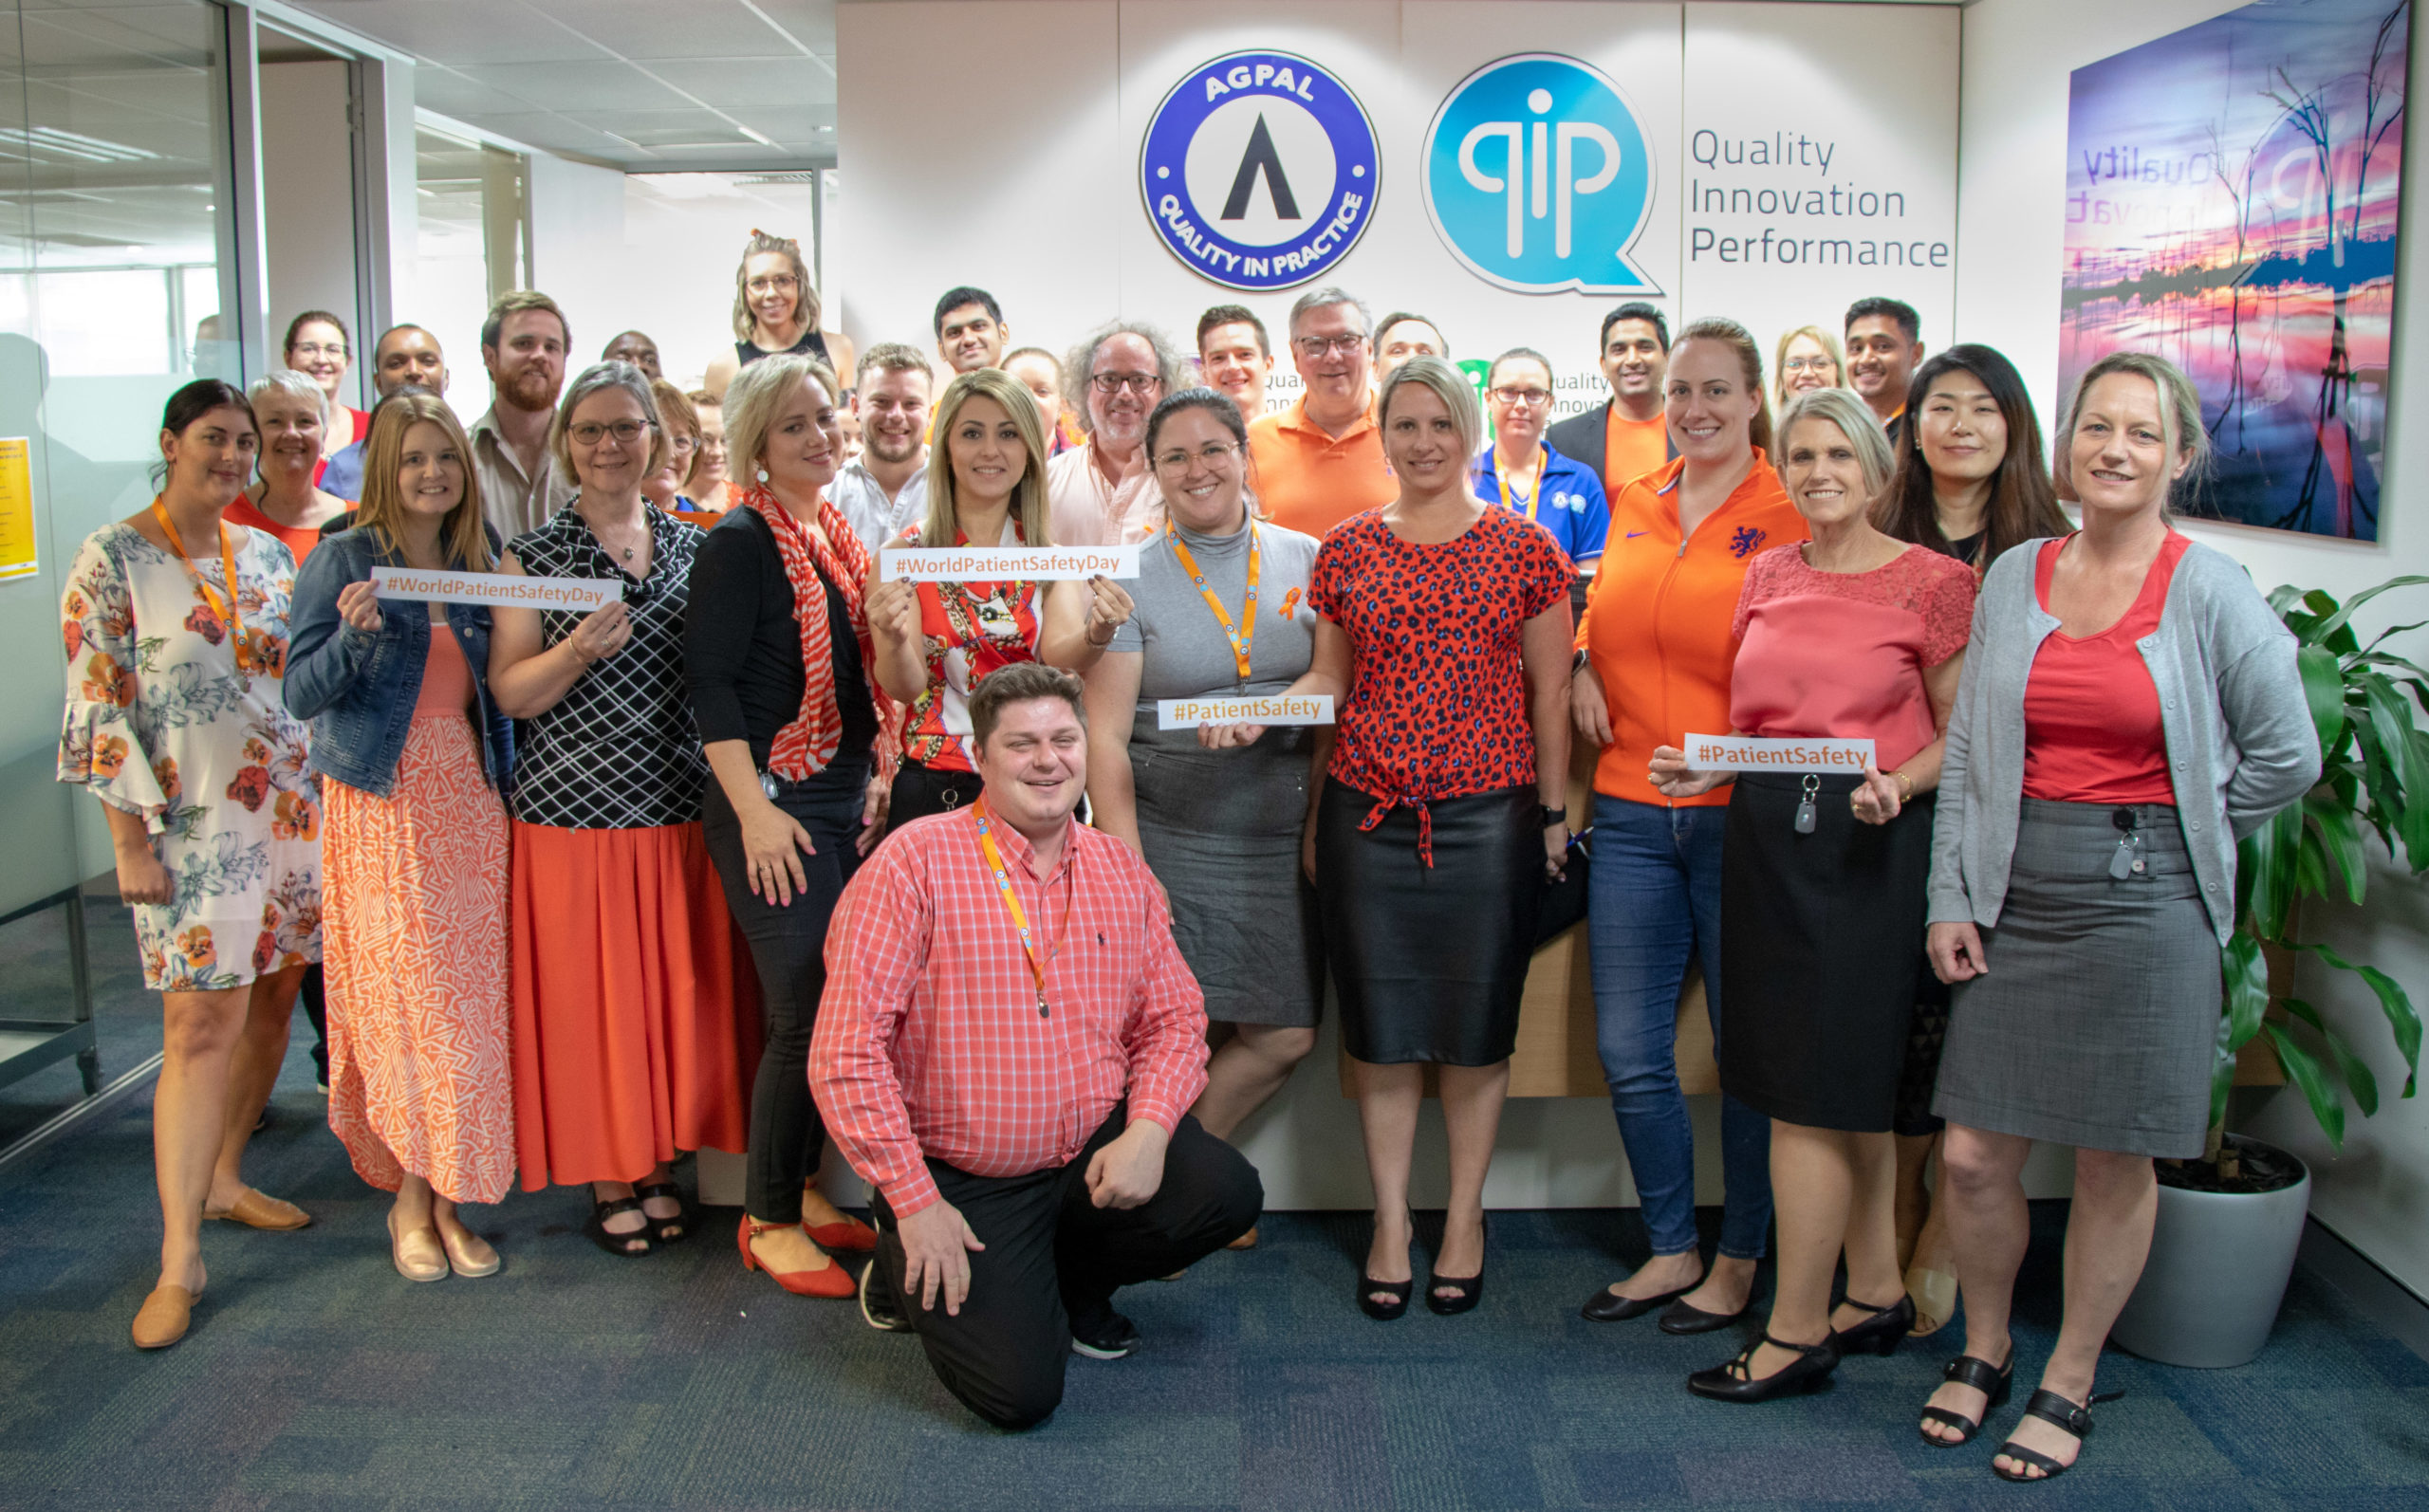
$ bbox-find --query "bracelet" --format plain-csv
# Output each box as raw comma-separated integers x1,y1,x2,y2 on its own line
1085,621,1115,648
1894,769,1916,801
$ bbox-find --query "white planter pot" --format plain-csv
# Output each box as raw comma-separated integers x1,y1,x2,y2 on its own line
2111,1135,2311,1370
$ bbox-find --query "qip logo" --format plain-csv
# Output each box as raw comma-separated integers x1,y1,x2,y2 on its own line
1422,54,1658,295
1140,51,1380,292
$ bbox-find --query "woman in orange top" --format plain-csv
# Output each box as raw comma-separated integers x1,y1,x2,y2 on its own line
1570,318,1808,1333
229,371,349,563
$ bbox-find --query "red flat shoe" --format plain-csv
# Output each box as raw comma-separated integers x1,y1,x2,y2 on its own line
805,1216,877,1252
738,1215,855,1298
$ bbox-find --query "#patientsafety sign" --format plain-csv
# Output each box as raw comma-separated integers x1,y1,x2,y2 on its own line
1679,733,1876,773
880,545,1141,582
370,566,621,612
1156,692,1335,730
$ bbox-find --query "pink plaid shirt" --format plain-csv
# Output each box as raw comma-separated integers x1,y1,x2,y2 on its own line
810,806,1210,1217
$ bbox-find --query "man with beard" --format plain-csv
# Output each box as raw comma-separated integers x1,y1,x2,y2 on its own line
1548,302,1675,505
472,290,576,540
830,343,934,550
1844,296,1925,444
321,323,451,501
1046,323,1174,547
1245,287,1394,539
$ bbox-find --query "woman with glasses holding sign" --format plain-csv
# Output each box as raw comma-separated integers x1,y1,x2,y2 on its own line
488,361,756,1260
1084,389,1323,1187
1474,346,1611,616
287,393,518,1284
1643,387,1975,1402
863,367,1135,830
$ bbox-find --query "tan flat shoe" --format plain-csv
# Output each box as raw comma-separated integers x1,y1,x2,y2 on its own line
389,1211,448,1283
1906,1263,1957,1337
439,1225,500,1279
206,1189,310,1230
1226,1226,1260,1251
131,1284,195,1349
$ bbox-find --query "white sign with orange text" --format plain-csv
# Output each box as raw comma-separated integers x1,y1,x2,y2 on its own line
1679,733,1875,773
1158,693,1335,730
370,566,621,612
879,545,1140,582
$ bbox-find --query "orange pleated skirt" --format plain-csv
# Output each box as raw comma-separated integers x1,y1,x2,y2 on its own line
509,819,759,1190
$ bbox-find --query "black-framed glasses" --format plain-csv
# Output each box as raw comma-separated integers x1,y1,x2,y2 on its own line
568,419,656,446
1089,373,1161,396
1293,334,1366,359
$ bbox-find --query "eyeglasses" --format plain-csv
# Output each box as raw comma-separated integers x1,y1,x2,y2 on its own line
1490,386,1551,406
1089,373,1161,396
667,434,698,457
1152,441,1242,472
289,341,348,360
1293,334,1367,359
1782,356,1836,372
746,274,799,294
567,419,656,446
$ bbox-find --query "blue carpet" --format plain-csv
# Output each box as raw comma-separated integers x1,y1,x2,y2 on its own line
2,1067,2426,1511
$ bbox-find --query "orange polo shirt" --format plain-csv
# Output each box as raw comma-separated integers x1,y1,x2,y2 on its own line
1602,406,1670,499
1579,452,1808,806
1247,396,1396,539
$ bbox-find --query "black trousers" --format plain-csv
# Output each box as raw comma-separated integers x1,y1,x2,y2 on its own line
887,759,978,830
870,1104,1263,1430
300,964,328,1079
702,759,870,1224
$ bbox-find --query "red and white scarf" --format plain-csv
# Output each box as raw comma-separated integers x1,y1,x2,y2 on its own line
739,486,896,781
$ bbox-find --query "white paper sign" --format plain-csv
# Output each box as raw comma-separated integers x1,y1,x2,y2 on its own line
879,545,1140,582
1679,734,1877,773
1157,693,1335,730
370,566,622,613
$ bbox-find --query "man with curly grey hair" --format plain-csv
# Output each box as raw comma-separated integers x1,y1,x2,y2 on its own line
1045,320,1177,547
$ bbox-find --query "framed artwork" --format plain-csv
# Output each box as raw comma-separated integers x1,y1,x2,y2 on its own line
2061,0,2409,540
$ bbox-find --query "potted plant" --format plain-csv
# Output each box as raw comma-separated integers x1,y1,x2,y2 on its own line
2113,576,2426,1368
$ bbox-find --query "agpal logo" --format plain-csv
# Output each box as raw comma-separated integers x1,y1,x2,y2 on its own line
1140,50,1380,292
1423,53,1659,295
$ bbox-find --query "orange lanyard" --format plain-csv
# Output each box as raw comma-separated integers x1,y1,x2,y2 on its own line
149,496,250,664
973,800,1068,1019
1494,451,1544,522
1166,519,1259,685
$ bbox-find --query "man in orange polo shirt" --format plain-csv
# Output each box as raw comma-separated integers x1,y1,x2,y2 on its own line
1548,302,1674,506
1246,286,1396,539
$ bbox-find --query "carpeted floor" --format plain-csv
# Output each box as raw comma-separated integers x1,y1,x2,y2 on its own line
2,1054,2426,1512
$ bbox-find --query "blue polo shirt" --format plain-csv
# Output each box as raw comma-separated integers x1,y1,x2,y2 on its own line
1474,441,1610,565
321,440,366,502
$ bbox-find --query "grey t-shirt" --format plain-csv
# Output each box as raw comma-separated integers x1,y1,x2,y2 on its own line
1107,516,1320,758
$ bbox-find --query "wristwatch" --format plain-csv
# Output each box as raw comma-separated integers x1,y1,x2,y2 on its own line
1540,804,1567,831
1570,648,1592,674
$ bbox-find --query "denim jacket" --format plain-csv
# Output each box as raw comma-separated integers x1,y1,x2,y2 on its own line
285,525,514,799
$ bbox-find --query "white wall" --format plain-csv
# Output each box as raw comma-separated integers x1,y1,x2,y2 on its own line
527,153,629,390
1957,0,2429,1300
259,60,362,405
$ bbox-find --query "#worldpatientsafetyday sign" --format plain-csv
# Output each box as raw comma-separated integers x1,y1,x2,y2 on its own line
370,566,621,612
1679,734,1876,773
1156,692,1335,730
880,545,1141,582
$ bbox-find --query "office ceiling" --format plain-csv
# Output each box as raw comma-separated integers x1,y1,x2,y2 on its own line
277,0,840,168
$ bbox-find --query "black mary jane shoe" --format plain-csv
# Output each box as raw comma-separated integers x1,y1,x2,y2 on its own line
1686,1333,1841,1402
1917,1351,2015,1447
1828,1293,1917,1357
1658,1294,1750,1335
1358,1275,1415,1321
634,1181,691,1245
1992,1386,2123,1483
584,1196,654,1258
1580,1282,1692,1322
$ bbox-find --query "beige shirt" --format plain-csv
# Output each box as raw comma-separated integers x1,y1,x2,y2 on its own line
1046,439,1161,548
471,403,577,544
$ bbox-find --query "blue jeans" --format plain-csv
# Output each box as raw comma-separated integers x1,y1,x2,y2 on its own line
1588,798,1773,1260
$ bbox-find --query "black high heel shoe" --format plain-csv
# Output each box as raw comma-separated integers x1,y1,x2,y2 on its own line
1426,1218,1487,1316
1358,1274,1414,1320
1686,1333,1841,1402
1918,1350,2015,1447
1829,1293,1916,1356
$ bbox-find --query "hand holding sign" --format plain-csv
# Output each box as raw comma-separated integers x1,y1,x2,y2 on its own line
1082,575,1137,647
1849,761,1906,826
566,600,632,666
335,579,383,634
1648,743,1730,800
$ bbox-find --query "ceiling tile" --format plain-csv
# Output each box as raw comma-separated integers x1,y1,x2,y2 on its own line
280,1,601,65
454,60,691,112
741,0,837,53
410,66,554,120
518,0,790,61
639,57,833,101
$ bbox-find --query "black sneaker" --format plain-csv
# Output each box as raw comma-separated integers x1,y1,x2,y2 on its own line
1069,1310,1140,1360
859,1256,911,1334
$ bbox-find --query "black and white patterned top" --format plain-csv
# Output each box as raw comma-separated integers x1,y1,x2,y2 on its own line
506,503,709,829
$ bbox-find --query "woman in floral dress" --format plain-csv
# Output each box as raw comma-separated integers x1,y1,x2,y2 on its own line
58,379,324,1350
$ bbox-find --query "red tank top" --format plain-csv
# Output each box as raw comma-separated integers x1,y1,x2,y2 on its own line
2021,532,2189,806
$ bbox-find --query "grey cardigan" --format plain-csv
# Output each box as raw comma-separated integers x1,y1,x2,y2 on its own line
1927,536,2321,944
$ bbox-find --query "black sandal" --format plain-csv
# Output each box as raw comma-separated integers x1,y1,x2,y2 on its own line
635,1181,691,1244
1426,1217,1487,1316
585,1196,653,1258
1358,1275,1414,1320
1992,1387,2123,1483
1918,1350,2014,1447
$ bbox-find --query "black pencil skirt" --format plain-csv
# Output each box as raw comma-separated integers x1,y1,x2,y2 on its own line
1316,779,1543,1067
1717,772,1934,1133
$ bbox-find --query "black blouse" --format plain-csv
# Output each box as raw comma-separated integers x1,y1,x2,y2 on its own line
684,506,876,772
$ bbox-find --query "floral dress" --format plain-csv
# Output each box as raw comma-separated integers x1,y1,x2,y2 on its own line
57,522,323,991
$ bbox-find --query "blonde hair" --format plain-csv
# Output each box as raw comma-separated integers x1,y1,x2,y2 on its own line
1377,354,1482,462
1775,388,1894,505
356,392,493,571
1676,317,1774,454
922,367,1053,547
722,352,842,486
2056,351,2209,509
731,230,820,344
549,360,668,482
1772,324,1847,407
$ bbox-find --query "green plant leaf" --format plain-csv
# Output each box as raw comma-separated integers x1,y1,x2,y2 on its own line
2269,582,2308,617
2223,932,2270,1050
2359,620,2429,655
2294,941,2423,1097
2209,1005,2237,1134
2308,575,2429,647
2299,645,2350,749
2242,807,2303,940
2305,795,2369,904
2277,997,2382,1116
2262,1021,2346,1150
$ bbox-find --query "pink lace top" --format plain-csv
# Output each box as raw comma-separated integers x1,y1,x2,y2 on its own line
1728,544,1977,771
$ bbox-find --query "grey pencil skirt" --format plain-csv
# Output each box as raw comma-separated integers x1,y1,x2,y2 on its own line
1931,798,2223,1158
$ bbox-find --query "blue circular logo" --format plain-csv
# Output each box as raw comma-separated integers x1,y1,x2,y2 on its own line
1422,53,1658,294
1140,51,1380,292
